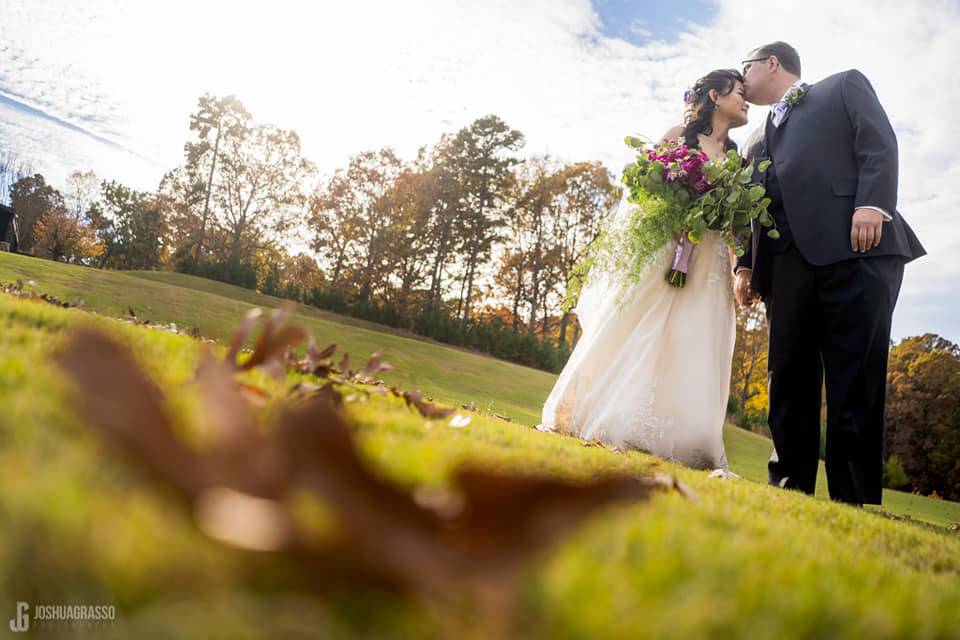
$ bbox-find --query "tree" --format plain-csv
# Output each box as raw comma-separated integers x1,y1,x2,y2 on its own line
164,95,309,274
516,157,555,336
9,174,65,253
215,123,311,264
885,334,960,499
384,163,434,315
493,159,618,342
448,116,525,329
423,135,468,314
33,207,103,263
282,252,325,292
493,240,528,332
87,181,168,270
185,95,251,263
550,161,620,346
729,301,769,430
0,151,33,207
339,149,403,302
159,164,207,269
309,169,364,289
65,170,99,220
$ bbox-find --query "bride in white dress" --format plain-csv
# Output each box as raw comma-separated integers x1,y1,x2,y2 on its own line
539,69,751,471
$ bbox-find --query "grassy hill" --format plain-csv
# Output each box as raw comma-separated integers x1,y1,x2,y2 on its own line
0,251,956,528
1,253,959,637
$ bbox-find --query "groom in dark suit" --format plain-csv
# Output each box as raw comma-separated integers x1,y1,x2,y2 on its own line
733,41,925,505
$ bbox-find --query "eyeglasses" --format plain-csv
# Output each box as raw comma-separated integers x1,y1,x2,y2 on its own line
740,56,770,75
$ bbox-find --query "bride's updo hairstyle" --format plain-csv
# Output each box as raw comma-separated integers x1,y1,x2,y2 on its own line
682,69,743,152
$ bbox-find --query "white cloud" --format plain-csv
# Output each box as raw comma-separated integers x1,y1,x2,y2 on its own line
0,0,957,341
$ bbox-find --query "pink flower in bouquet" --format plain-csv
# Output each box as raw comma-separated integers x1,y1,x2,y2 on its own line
679,150,711,192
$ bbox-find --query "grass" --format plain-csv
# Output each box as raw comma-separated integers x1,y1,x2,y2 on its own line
1,286,959,637
0,252,553,426
1,252,956,529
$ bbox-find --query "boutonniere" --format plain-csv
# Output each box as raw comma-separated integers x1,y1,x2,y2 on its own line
783,84,807,107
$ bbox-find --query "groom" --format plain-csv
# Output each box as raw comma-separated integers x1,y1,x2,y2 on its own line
733,41,925,505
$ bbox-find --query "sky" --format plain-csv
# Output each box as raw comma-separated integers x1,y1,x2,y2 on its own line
0,0,957,342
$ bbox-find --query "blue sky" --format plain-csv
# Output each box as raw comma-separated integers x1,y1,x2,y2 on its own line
592,0,716,45
0,0,957,343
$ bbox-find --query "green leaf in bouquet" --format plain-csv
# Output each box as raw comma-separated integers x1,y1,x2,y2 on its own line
734,246,745,257
759,210,772,226
748,185,765,202
758,159,771,172
759,197,771,209
767,229,781,240
703,164,721,182
625,135,646,149
726,191,740,204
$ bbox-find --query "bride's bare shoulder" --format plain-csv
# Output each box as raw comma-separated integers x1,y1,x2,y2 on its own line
659,124,686,145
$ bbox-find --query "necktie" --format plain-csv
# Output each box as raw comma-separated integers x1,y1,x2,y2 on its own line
771,100,789,127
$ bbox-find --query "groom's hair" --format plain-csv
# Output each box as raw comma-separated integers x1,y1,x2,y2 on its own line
755,41,801,76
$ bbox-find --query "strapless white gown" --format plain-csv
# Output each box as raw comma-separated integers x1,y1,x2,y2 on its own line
539,228,736,470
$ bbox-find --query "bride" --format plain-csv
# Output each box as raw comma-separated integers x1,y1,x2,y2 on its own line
539,69,750,471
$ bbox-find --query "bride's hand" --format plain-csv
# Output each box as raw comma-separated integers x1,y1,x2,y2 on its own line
734,269,755,306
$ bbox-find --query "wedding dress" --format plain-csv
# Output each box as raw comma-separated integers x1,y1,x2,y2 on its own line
539,198,736,470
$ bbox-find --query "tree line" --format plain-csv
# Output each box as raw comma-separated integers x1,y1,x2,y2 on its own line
1,95,620,372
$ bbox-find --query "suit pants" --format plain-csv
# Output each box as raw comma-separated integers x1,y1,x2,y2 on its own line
763,243,904,504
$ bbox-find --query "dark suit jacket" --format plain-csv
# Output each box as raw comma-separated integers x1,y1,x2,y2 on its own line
736,69,925,298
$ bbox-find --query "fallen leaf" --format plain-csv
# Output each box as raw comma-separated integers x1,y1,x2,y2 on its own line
402,389,457,419
226,308,264,364
57,325,693,601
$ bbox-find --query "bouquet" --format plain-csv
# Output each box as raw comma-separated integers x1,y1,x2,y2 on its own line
624,137,779,287
565,138,778,309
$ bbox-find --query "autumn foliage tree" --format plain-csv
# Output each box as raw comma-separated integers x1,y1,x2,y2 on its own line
884,334,960,499
729,301,770,432
32,207,103,263
10,174,65,253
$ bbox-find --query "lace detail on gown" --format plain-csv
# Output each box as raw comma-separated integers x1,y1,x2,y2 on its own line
705,236,733,288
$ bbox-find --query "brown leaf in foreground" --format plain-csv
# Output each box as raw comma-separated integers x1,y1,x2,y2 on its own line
240,303,308,373
56,327,693,598
400,388,457,420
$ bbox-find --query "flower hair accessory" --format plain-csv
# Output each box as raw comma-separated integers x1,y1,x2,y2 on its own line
683,84,701,104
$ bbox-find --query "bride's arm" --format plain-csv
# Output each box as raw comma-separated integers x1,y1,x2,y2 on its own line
659,125,686,146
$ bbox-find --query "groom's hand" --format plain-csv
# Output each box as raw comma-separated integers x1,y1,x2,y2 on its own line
734,269,754,306
851,208,884,253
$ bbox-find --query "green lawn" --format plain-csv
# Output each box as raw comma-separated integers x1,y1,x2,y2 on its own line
0,253,553,426
1,252,954,528
1,259,959,637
